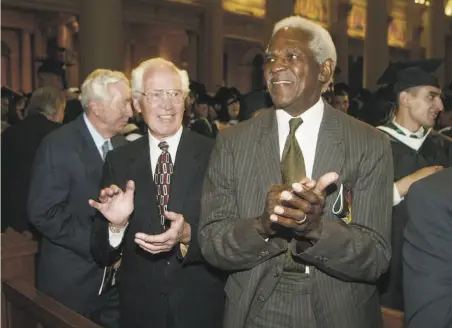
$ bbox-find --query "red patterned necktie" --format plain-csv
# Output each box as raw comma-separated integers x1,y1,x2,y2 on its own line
154,141,173,231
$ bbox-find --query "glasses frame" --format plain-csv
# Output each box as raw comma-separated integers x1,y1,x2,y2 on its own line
136,89,186,105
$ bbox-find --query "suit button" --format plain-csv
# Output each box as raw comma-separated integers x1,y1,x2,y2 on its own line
160,293,167,298
272,269,280,278
166,261,170,265
259,250,269,258
258,295,265,302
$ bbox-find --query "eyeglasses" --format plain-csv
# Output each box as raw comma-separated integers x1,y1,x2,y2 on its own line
137,89,185,104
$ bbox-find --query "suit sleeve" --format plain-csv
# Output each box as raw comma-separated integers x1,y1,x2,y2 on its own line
90,154,123,266
28,138,92,258
199,133,285,271
291,133,393,282
178,140,215,265
403,178,452,328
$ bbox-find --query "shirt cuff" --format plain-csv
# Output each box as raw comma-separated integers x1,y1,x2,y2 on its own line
393,183,404,206
109,225,127,248
180,244,189,257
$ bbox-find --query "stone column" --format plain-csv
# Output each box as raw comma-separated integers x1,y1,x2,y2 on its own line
363,0,389,91
426,0,446,85
328,0,351,83
186,31,198,81
264,0,295,45
33,30,45,87
199,0,223,92
79,0,124,80
21,30,32,93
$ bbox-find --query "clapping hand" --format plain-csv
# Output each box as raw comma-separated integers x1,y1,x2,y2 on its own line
88,180,135,228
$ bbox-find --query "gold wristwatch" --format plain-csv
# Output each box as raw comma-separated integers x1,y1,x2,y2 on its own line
109,223,127,233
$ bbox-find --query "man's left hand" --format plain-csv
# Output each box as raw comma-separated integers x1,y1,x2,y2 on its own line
270,172,338,239
134,211,191,254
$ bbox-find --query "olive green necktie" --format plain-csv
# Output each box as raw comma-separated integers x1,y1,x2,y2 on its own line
281,117,307,272
281,118,306,184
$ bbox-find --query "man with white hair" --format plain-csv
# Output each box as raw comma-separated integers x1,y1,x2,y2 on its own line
199,16,393,327
28,69,131,327
89,58,225,328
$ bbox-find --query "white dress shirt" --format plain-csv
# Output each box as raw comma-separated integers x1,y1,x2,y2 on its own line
109,127,183,247
276,98,324,179
83,114,112,159
270,98,324,274
391,120,425,206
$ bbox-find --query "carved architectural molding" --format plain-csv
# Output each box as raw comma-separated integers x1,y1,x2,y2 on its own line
223,12,265,44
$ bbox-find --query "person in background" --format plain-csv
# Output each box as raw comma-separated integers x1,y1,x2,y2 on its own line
331,83,350,114
216,87,242,127
28,69,131,327
191,94,216,138
2,87,65,234
376,59,451,311
403,168,452,328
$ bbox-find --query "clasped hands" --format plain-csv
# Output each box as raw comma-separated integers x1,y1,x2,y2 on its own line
88,180,191,255
256,172,339,241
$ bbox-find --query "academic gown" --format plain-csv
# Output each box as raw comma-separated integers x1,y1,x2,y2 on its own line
377,121,452,311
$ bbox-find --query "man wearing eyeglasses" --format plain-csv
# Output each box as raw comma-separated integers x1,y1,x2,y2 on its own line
89,58,225,328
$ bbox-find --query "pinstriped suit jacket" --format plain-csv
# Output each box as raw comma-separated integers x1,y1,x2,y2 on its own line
199,103,394,328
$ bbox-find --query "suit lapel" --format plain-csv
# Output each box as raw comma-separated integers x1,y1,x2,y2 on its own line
312,103,345,181
75,116,104,174
129,136,161,235
255,109,282,191
168,129,202,215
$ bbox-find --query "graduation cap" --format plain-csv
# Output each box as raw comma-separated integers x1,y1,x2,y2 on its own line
36,58,68,89
1,86,23,100
334,82,349,95
195,94,213,105
377,58,443,94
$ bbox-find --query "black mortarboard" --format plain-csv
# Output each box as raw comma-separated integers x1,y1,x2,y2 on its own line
36,58,68,89
196,94,213,105
334,83,349,95
1,86,23,99
189,81,206,96
377,59,443,93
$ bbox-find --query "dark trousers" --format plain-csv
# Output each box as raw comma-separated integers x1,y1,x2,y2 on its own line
91,287,121,328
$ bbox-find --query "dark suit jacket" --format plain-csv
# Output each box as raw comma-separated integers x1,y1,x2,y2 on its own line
90,129,226,328
27,115,127,316
403,167,452,328
199,103,394,328
2,113,60,233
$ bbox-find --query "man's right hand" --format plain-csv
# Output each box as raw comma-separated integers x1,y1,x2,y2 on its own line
88,180,135,228
255,184,291,238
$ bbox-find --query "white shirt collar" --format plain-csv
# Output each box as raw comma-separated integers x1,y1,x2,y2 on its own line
276,98,324,134
83,113,111,156
392,119,424,138
148,126,183,175
148,126,183,151
275,98,324,179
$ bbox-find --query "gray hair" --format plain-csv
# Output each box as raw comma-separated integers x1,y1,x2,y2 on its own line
131,58,190,100
80,69,129,110
273,16,337,74
27,87,65,118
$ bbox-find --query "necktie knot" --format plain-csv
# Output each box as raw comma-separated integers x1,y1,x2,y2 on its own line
289,118,303,135
158,141,169,152
101,140,111,160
